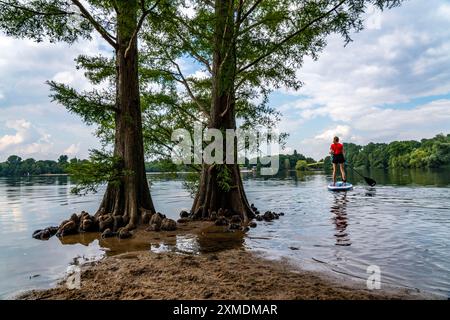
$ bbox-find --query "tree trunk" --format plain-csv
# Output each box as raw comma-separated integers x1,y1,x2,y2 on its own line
97,0,155,228
191,0,254,223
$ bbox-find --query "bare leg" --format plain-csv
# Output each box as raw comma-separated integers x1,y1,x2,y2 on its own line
339,163,346,182
332,163,337,185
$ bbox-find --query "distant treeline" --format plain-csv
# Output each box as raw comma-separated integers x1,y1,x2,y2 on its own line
247,150,317,170
323,133,450,169
145,150,317,172
3,134,448,176
0,155,85,176
0,150,323,176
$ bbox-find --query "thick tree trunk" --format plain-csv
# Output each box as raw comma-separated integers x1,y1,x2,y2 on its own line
97,0,155,228
191,0,254,223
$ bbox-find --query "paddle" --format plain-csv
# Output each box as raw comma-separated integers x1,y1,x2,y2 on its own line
345,163,377,187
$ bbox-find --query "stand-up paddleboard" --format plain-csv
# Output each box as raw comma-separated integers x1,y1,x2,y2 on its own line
328,181,353,191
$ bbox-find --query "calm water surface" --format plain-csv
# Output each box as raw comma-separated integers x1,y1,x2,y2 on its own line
0,168,449,298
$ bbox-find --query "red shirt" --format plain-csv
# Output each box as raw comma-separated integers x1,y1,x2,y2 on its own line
330,143,344,155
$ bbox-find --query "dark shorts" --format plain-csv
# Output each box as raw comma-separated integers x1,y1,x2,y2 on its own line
332,154,345,164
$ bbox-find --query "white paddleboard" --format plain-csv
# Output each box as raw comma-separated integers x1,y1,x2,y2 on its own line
328,181,353,191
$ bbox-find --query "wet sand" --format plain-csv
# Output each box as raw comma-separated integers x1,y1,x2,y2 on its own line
18,222,426,300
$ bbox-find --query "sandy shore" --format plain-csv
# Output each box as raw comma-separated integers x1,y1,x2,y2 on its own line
17,221,428,300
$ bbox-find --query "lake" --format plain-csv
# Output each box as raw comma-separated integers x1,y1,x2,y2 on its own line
0,168,449,299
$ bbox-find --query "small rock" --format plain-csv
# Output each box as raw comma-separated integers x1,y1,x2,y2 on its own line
149,213,163,229
263,211,275,221
98,214,114,232
79,213,97,232
161,218,177,231
56,220,78,237
32,226,58,240
217,208,224,217
101,228,116,239
117,228,132,239
179,210,189,218
203,291,213,299
243,226,250,232
156,212,166,219
223,209,231,217
249,222,257,228
214,216,228,226
70,213,80,226
279,212,285,216
289,246,299,250
229,223,241,230
210,211,218,221
255,215,263,221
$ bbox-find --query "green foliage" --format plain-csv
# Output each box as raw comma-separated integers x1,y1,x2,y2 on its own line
345,134,450,169
217,164,233,192
295,160,308,171
67,150,122,195
47,80,115,125
247,150,316,170
182,171,200,198
0,0,93,43
0,154,70,176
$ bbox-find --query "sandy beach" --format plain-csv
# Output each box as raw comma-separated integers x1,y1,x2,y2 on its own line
18,222,426,300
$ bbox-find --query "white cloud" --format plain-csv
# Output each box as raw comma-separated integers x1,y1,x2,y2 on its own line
0,119,53,157
0,119,31,151
52,71,76,84
315,125,352,141
64,143,80,155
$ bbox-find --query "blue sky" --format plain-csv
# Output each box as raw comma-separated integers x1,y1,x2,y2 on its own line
1,0,450,161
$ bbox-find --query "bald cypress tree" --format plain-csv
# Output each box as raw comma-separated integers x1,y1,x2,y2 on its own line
153,0,403,222
0,0,162,228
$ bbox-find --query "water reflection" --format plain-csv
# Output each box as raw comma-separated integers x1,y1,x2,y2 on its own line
56,225,245,257
330,192,351,247
365,187,377,197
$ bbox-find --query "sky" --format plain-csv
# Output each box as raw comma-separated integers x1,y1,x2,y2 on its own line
1,0,450,161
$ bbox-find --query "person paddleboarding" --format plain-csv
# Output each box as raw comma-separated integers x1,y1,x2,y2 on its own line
330,136,346,186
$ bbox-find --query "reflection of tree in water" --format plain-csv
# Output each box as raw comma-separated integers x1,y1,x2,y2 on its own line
331,192,351,246
196,226,245,253
57,224,245,256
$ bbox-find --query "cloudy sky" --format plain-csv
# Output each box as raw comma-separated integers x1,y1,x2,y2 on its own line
1,0,450,161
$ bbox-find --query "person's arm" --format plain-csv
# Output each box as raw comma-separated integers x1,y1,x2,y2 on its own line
329,145,334,155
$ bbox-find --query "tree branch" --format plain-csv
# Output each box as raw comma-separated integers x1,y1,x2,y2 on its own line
174,32,212,73
237,0,347,75
162,49,210,119
124,0,161,59
238,0,263,24
71,0,117,49
0,0,75,16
